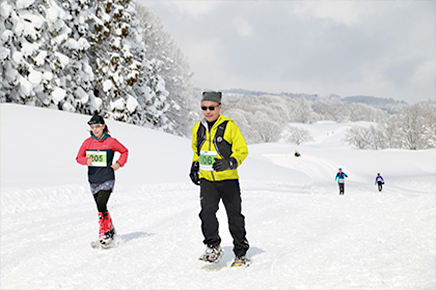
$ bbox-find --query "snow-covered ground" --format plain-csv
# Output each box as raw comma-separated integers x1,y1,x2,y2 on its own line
1,103,435,290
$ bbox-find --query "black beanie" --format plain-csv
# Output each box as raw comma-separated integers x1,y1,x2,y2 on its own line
87,115,105,125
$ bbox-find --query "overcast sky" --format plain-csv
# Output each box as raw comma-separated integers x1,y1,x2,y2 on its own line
139,1,435,104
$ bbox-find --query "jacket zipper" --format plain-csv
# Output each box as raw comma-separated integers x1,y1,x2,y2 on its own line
208,123,216,181
202,116,223,182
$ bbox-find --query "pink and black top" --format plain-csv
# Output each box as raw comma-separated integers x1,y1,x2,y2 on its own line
76,133,128,191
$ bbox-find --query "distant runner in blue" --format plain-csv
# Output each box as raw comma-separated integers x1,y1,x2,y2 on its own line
335,168,348,195
375,173,385,192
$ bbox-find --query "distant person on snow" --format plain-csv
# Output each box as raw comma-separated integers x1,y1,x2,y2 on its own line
335,168,348,195
375,173,385,192
189,91,250,267
76,114,128,248
294,150,301,157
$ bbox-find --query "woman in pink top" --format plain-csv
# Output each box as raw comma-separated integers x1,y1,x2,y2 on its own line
76,114,128,248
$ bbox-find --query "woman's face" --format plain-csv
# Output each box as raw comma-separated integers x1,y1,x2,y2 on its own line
90,124,105,139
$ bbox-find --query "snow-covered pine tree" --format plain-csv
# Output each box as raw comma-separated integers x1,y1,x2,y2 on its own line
88,0,144,122
138,58,171,129
53,0,95,113
1,0,51,106
124,4,171,130
0,0,89,110
136,4,196,136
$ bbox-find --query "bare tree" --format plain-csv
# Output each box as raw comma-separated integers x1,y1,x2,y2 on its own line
285,126,314,145
344,126,370,149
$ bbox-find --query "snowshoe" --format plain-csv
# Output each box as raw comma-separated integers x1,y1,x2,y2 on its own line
231,255,251,267
91,238,111,249
199,245,223,263
99,237,113,249
91,229,116,249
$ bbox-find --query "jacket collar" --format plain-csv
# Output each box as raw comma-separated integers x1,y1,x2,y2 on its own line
201,115,225,130
91,132,111,141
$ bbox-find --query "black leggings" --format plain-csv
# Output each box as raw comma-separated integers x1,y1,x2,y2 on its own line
93,189,112,212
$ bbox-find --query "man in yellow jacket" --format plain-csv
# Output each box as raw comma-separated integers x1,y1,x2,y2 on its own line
190,91,250,267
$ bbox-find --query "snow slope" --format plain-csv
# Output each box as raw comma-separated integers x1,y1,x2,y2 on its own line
1,104,435,289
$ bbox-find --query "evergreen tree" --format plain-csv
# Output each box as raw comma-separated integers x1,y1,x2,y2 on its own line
54,0,95,113
88,0,144,122
1,0,52,106
0,0,91,110
136,4,195,136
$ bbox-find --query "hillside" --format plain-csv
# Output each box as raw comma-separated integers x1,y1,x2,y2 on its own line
1,104,435,289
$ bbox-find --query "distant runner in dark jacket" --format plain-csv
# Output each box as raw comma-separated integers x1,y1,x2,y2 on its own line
375,173,385,192
335,168,348,195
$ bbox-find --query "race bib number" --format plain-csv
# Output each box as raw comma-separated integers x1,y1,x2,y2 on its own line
338,178,345,183
199,150,217,171
86,150,107,167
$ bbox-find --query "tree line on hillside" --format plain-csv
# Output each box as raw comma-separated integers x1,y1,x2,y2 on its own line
222,95,387,144
0,0,197,136
222,94,435,150
344,99,436,150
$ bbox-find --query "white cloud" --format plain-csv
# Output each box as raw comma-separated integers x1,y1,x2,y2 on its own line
169,1,222,17
140,0,435,103
233,16,253,37
289,1,374,26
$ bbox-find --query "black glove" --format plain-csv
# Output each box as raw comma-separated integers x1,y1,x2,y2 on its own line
189,161,200,185
212,157,237,172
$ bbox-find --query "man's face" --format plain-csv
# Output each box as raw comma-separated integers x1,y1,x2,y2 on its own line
201,101,221,122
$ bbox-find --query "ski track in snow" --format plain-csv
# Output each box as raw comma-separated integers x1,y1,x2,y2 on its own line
1,104,435,289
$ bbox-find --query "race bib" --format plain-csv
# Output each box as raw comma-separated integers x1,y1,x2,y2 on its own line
86,150,107,167
338,178,345,183
199,150,217,171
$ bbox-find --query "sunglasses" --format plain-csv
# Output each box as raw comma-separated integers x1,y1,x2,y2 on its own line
201,105,220,111
90,124,102,129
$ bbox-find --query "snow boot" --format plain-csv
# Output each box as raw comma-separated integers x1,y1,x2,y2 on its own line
98,211,115,247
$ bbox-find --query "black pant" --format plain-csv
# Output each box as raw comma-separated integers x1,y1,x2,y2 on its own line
338,183,345,195
377,182,383,192
93,189,112,212
199,179,249,257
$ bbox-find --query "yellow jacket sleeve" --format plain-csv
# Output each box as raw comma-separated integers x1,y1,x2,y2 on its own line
191,121,201,163
225,120,248,167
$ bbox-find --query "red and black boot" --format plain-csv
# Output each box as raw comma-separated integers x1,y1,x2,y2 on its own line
98,211,116,248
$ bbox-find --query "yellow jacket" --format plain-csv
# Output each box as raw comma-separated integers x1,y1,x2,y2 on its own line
191,115,248,181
